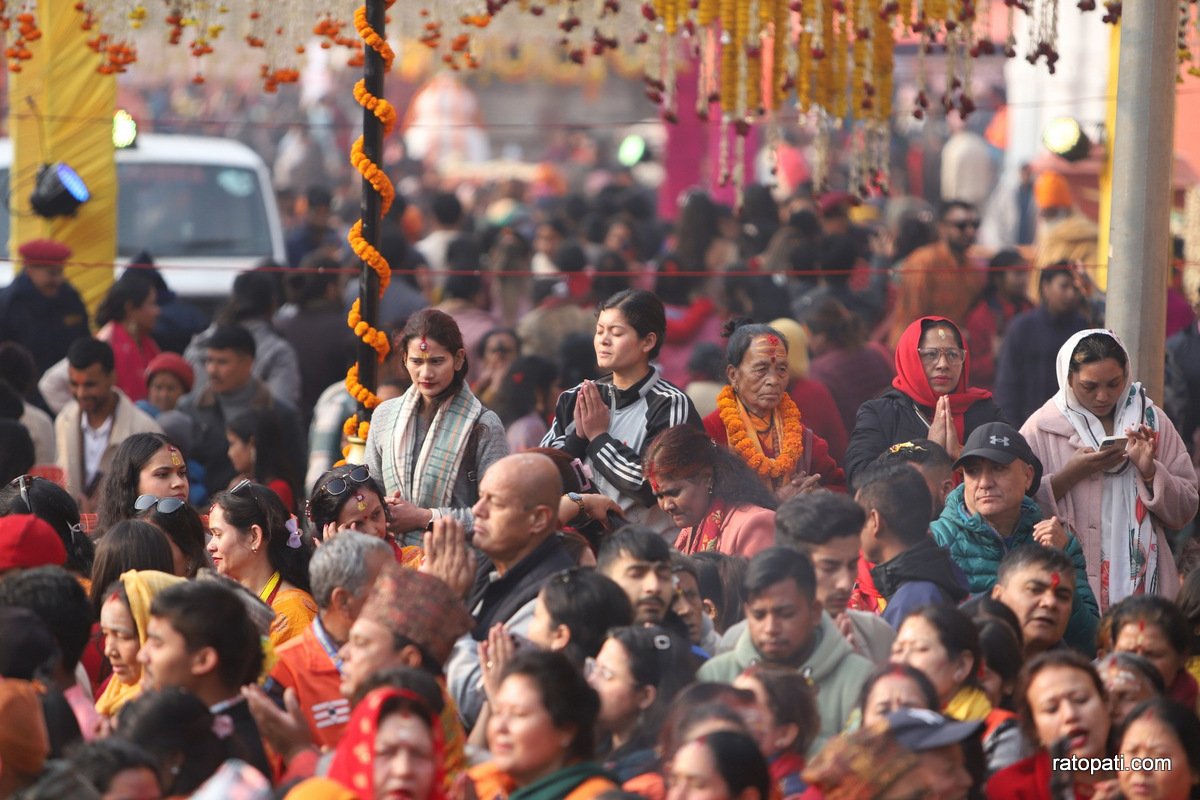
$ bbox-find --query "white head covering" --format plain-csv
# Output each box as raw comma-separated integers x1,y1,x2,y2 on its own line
1052,328,1160,607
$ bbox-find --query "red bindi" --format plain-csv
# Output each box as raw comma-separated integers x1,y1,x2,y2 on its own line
1049,571,1061,590
419,335,428,352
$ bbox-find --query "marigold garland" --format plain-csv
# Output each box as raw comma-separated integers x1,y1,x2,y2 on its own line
717,384,804,481
342,0,397,445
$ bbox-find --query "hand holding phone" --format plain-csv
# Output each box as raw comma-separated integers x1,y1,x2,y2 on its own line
1099,435,1126,451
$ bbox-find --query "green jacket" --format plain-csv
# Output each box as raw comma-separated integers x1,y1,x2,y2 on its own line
697,612,873,756
930,484,1099,655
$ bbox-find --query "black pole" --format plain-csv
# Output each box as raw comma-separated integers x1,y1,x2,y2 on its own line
355,0,386,425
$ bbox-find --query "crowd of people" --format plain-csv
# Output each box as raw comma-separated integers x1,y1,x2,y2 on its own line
0,171,1199,800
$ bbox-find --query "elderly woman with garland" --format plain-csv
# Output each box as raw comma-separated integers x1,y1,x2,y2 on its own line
703,318,844,498
644,425,778,557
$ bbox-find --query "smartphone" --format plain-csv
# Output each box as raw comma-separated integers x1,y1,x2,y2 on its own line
1099,435,1126,450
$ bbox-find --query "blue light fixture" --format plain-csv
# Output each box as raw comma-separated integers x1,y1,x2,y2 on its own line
30,162,90,218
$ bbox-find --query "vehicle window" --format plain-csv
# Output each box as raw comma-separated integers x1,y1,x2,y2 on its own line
116,163,273,258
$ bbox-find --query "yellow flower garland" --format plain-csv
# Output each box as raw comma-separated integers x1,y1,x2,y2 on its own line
717,384,804,481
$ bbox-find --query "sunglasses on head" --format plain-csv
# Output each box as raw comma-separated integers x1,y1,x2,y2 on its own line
134,494,186,514
320,465,371,498
10,474,84,546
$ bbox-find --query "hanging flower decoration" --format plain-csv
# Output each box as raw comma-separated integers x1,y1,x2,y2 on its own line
342,0,397,447
3,2,41,73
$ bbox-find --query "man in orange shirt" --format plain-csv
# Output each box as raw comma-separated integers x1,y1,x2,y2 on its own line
267,531,392,748
888,200,987,348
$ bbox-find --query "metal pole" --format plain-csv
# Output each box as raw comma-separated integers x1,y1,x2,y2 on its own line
1105,2,1178,401
355,0,386,424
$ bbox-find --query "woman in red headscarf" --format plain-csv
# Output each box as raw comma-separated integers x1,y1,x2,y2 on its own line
318,686,449,800
844,316,1005,488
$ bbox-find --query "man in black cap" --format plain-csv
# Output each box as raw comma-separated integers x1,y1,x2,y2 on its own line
930,421,1099,653
0,239,90,374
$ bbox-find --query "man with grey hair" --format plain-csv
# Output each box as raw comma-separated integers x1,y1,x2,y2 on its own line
265,530,391,749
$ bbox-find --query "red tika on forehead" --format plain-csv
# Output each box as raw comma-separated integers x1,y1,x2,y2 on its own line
419,335,429,352
1049,571,1061,590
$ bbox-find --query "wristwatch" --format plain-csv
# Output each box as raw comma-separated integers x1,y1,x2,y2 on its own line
567,492,588,520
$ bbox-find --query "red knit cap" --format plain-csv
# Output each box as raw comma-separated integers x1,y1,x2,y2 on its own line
0,514,66,572
144,352,195,393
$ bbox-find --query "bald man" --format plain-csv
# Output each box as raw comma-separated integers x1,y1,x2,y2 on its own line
446,453,576,729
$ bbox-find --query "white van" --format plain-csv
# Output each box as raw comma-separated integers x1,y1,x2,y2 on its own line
0,133,287,301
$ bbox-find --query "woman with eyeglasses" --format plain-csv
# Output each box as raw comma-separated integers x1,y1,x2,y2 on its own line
94,569,184,724
207,481,315,647
364,308,509,544
133,494,209,577
306,464,423,568
1020,330,1198,610
589,626,697,796
95,433,190,538
845,316,1004,487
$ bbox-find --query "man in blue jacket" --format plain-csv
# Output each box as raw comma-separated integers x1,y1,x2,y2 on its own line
930,422,1099,654
857,462,969,629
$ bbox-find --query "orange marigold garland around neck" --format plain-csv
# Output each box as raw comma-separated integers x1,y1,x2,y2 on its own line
716,384,804,484
342,0,397,452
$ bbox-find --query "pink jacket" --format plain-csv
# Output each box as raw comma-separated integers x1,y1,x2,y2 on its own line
1020,399,1198,601
674,505,776,557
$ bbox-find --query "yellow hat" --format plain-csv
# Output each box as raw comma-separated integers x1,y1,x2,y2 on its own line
770,318,810,379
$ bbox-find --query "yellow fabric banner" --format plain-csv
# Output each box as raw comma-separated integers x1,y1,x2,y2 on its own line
8,0,116,319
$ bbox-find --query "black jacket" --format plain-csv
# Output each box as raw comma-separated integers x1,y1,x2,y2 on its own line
845,388,1006,489
871,537,969,616
1166,322,1200,453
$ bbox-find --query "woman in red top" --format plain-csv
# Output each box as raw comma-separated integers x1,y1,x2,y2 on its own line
703,319,845,499
986,650,1114,799
226,409,302,515
94,271,161,403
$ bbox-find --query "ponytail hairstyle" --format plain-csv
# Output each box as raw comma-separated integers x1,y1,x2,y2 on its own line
210,482,311,593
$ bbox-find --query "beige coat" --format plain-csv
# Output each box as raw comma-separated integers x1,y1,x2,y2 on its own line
54,389,162,501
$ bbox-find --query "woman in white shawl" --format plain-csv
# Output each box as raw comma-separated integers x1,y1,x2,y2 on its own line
364,308,508,544
1020,329,1198,609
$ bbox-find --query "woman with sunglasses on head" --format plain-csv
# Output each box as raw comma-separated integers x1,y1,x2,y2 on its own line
365,308,509,544
845,316,1005,488
306,464,423,568
133,494,209,577
208,481,316,647
0,474,94,581
94,432,190,538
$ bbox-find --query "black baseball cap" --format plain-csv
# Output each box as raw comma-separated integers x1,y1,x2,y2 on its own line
886,708,984,751
953,422,1043,496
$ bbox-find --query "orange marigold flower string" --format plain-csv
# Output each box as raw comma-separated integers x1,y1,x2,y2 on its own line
343,0,397,450
716,384,805,483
